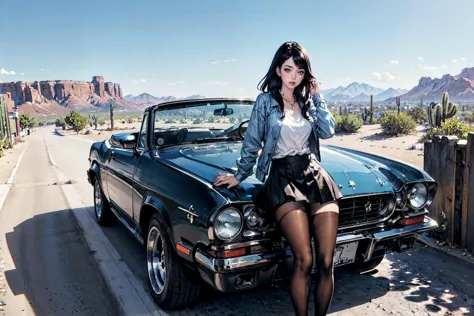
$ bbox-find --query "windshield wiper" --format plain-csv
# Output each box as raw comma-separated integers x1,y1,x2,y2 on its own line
191,136,241,144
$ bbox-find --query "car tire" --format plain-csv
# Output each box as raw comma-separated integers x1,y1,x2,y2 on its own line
355,255,385,272
93,179,116,226
146,213,201,309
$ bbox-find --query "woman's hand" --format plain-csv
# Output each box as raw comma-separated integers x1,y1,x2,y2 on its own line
310,78,320,95
214,171,241,189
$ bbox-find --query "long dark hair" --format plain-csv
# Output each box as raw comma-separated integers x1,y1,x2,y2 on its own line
257,41,316,118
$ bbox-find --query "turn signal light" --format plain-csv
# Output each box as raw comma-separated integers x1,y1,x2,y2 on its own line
399,215,425,226
220,248,246,258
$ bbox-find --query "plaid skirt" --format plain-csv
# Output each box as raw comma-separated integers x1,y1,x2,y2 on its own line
253,153,342,213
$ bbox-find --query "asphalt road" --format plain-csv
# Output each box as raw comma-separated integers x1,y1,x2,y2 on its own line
1,126,473,316
0,129,119,316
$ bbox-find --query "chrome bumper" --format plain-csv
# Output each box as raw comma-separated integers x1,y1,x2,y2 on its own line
195,216,438,288
335,215,439,245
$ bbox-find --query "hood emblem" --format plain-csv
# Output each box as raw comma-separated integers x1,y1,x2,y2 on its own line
365,201,372,213
348,180,356,188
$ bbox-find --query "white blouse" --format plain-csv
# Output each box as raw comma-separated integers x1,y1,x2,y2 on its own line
272,107,312,159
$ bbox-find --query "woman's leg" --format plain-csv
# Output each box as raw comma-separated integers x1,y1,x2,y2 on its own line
308,201,339,316
275,202,313,316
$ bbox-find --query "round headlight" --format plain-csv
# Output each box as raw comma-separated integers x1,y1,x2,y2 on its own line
380,196,395,217
408,183,428,209
246,209,259,228
215,208,242,240
244,207,264,229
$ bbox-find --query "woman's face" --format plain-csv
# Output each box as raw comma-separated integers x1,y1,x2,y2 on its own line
276,57,306,92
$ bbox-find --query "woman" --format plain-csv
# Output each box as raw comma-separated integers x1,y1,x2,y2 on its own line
213,41,342,316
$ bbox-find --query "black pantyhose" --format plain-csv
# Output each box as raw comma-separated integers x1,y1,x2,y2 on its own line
309,209,339,316
276,202,339,316
277,206,312,316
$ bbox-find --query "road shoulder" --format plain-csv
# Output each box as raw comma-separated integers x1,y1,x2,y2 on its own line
0,141,28,212
44,135,167,316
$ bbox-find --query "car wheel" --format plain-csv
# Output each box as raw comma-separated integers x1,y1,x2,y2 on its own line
146,213,201,309
93,179,116,226
356,255,385,272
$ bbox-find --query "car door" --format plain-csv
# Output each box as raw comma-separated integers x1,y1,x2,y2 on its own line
107,114,148,220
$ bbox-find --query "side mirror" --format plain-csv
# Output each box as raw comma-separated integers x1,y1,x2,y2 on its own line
214,107,234,116
119,135,137,149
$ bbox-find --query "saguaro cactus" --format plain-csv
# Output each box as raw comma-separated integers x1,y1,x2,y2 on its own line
109,101,116,130
369,94,374,122
396,96,401,114
427,92,458,128
361,95,374,124
89,114,98,129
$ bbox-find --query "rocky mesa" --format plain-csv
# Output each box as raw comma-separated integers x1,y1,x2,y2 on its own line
387,67,474,102
0,76,144,116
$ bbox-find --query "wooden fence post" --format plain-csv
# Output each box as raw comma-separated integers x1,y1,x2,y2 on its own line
424,137,439,224
454,139,467,247
465,133,474,252
424,135,458,243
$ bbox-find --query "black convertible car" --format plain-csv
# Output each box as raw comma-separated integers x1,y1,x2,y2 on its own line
87,98,438,310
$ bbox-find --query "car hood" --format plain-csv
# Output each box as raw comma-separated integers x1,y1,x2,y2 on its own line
158,142,432,201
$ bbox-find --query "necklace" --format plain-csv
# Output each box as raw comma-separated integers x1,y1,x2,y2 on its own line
280,91,297,110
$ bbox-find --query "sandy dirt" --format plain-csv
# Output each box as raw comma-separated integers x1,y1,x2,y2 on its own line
59,123,428,169
322,124,427,168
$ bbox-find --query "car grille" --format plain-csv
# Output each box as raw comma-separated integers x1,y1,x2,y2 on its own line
338,194,392,227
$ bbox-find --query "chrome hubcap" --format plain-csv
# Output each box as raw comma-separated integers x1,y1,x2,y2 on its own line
94,182,102,218
147,226,166,295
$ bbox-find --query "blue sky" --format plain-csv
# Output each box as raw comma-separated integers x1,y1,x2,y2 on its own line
0,0,472,98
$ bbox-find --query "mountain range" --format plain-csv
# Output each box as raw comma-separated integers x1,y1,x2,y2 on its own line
124,93,206,105
321,83,408,102
8,67,474,116
118,67,474,107
390,67,474,102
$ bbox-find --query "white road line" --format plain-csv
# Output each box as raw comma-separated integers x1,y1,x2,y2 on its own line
44,135,167,316
0,141,29,212
6,142,28,185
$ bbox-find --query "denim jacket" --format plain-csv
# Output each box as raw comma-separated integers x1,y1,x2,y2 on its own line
234,92,335,183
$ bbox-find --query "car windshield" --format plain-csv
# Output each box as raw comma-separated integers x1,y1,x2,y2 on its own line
152,99,255,148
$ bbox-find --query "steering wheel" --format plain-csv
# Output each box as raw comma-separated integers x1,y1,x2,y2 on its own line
238,120,250,139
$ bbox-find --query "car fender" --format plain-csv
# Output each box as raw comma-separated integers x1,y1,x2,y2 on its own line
140,193,174,243
88,161,101,182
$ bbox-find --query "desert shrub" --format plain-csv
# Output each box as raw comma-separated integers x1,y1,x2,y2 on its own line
334,115,344,133
65,110,88,133
365,116,377,125
0,136,12,157
98,119,106,126
55,118,67,130
418,117,474,143
464,111,474,123
379,112,416,136
334,114,363,133
341,113,363,133
407,107,427,124
128,118,134,124
19,113,38,129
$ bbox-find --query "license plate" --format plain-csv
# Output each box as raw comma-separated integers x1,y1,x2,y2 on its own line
333,241,359,266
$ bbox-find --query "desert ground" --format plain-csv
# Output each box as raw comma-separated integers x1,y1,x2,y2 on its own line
60,121,427,168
